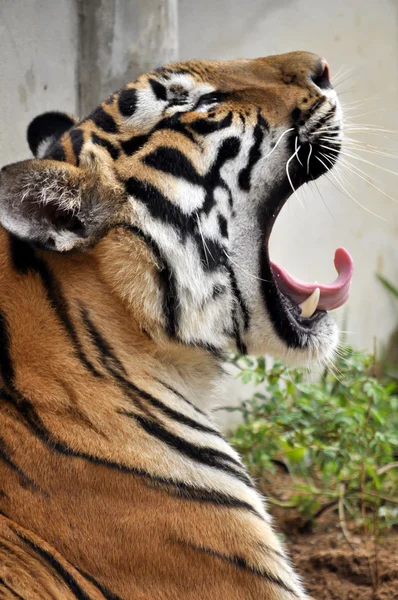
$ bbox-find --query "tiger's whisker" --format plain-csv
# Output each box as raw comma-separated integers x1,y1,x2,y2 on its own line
336,158,398,204
318,144,398,176
295,136,303,167
286,144,304,208
223,251,272,283
314,156,386,220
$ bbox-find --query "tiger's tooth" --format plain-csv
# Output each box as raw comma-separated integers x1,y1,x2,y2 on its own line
299,288,320,318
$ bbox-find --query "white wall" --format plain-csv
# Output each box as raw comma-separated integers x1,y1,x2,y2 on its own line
0,0,78,166
180,0,398,354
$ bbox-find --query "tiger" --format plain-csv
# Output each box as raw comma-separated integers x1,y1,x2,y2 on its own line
0,51,351,599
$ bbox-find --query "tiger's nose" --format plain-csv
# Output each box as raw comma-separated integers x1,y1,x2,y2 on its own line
311,59,332,90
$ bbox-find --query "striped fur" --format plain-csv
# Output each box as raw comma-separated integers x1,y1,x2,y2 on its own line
0,52,342,598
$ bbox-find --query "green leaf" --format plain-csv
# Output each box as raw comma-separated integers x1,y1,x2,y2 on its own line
376,274,398,299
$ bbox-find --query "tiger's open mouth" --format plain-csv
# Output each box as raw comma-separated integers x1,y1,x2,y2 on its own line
259,105,353,345
270,247,353,322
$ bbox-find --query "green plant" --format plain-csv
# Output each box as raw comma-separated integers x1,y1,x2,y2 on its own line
376,274,398,300
376,274,398,378
227,347,398,535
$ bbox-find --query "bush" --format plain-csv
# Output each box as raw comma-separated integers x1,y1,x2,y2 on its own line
227,347,398,533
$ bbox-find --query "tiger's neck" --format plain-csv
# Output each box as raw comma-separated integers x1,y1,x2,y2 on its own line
0,225,260,514
0,228,222,418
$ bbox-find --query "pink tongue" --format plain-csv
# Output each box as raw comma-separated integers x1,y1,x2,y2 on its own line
271,247,353,311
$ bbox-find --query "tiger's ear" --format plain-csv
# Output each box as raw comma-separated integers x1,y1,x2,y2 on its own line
27,111,77,158
0,159,112,252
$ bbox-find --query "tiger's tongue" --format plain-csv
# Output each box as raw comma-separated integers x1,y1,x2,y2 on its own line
271,247,353,312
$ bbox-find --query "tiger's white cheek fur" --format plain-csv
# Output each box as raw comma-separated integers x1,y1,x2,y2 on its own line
126,108,339,366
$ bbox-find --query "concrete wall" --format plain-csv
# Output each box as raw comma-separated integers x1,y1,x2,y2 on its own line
0,0,178,162
77,0,178,115
0,0,78,166
180,0,398,355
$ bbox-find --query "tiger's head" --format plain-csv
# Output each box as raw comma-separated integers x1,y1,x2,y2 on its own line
0,51,351,367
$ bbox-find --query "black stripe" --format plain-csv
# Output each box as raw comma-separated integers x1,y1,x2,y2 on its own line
70,129,84,165
232,315,247,356
209,136,241,175
189,111,233,135
154,379,207,416
217,214,228,239
155,116,197,144
88,106,118,134
125,176,193,237
81,309,221,437
13,531,95,600
37,263,102,377
238,114,266,191
290,107,303,126
0,310,15,390
9,234,43,275
0,389,262,518
7,239,102,378
139,396,222,436
156,253,179,337
202,137,241,215
116,224,179,337
170,539,298,596
148,78,167,101
77,569,124,600
258,541,288,562
0,579,25,600
92,133,120,160
80,308,127,375
118,87,138,117
143,147,202,186
124,412,253,487
121,115,197,157
224,264,250,355
226,264,250,331
121,134,149,156
0,435,41,492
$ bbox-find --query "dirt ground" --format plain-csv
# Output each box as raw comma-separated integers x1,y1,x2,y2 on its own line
278,513,398,600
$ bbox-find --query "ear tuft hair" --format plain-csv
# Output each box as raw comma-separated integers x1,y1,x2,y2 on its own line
0,160,109,252
27,111,77,158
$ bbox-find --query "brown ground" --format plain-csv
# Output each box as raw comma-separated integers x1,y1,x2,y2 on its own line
258,468,398,600
275,510,398,600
